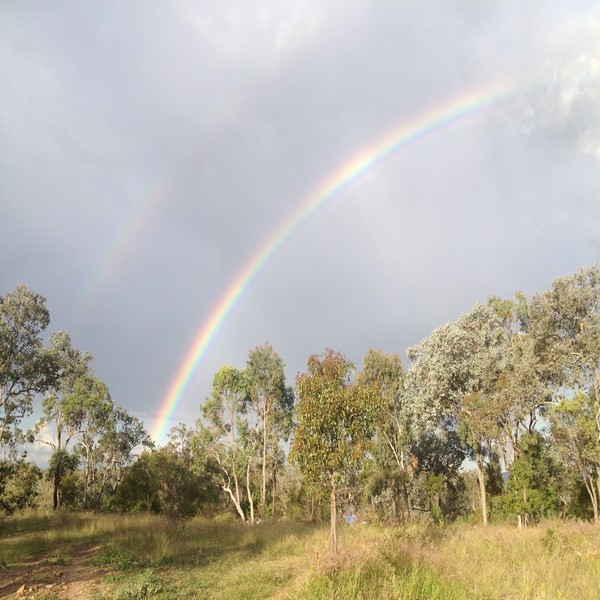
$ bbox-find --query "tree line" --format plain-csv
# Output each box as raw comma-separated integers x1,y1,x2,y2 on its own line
1,266,598,550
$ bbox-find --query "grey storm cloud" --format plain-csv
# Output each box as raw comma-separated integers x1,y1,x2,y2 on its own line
1,0,599,444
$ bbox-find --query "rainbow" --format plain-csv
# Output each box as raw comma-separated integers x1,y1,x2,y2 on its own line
70,174,171,334
150,78,517,442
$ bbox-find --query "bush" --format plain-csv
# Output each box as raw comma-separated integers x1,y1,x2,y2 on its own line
0,460,42,514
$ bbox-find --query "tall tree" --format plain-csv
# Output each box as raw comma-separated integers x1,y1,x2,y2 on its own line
58,375,112,509
45,449,79,510
529,265,600,394
0,285,52,456
291,349,378,552
60,375,151,510
199,366,251,521
36,332,92,448
92,406,152,507
406,303,505,526
34,331,92,509
487,294,550,468
246,343,289,521
549,391,600,523
356,349,412,520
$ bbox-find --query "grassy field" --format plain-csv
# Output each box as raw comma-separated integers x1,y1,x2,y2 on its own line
1,512,599,599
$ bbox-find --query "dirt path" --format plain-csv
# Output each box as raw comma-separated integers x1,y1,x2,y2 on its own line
0,547,109,599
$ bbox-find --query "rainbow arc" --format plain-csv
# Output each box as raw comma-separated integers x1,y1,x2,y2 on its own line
150,79,516,442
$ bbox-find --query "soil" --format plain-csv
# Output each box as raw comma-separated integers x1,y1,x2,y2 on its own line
0,547,109,599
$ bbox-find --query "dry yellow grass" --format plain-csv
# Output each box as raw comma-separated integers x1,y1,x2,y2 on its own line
1,512,599,599
373,520,600,600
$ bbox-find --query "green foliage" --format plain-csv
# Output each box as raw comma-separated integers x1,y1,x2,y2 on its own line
199,365,252,521
59,471,83,509
292,349,379,551
112,452,161,513
95,546,142,571
246,343,292,521
291,350,378,490
40,554,69,566
112,569,166,600
498,433,558,524
36,331,93,453
0,284,52,453
410,430,470,522
50,374,154,511
529,265,600,389
484,455,504,497
46,449,79,510
0,459,42,514
548,391,600,521
407,303,505,429
114,446,217,522
357,350,415,523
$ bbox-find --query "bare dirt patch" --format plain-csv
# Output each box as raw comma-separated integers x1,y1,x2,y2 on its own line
0,546,109,599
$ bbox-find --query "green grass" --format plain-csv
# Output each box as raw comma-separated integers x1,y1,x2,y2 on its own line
1,512,600,599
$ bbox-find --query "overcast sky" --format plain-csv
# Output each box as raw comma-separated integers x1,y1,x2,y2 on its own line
2,1,599,445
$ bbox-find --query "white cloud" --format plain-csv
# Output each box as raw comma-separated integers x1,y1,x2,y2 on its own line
184,1,323,70
581,128,600,160
503,55,600,159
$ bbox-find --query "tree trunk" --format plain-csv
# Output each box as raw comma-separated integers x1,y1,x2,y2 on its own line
53,472,59,511
271,468,276,520
228,406,241,510
475,446,488,527
261,406,268,522
584,475,599,524
308,495,315,522
330,479,338,554
223,484,246,522
401,473,412,519
82,446,90,511
596,478,600,525
246,461,255,524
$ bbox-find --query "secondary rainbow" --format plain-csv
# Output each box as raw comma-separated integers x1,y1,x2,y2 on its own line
69,170,173,334
151,79,514,442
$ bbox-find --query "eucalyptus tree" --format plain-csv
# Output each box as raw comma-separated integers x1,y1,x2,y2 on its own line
0,285,52,456
529,265,600,396
291,349,378,552
37,331,92,448
549,391,600,523
52,375,112,509
92,406,152,507
487,294,550,467
246,343,291,522
499,432,557,527
198,365,251,521
406,303,505,526
34,331,92,509
356,349,413,520
410,430,469,522
60,374,151,510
